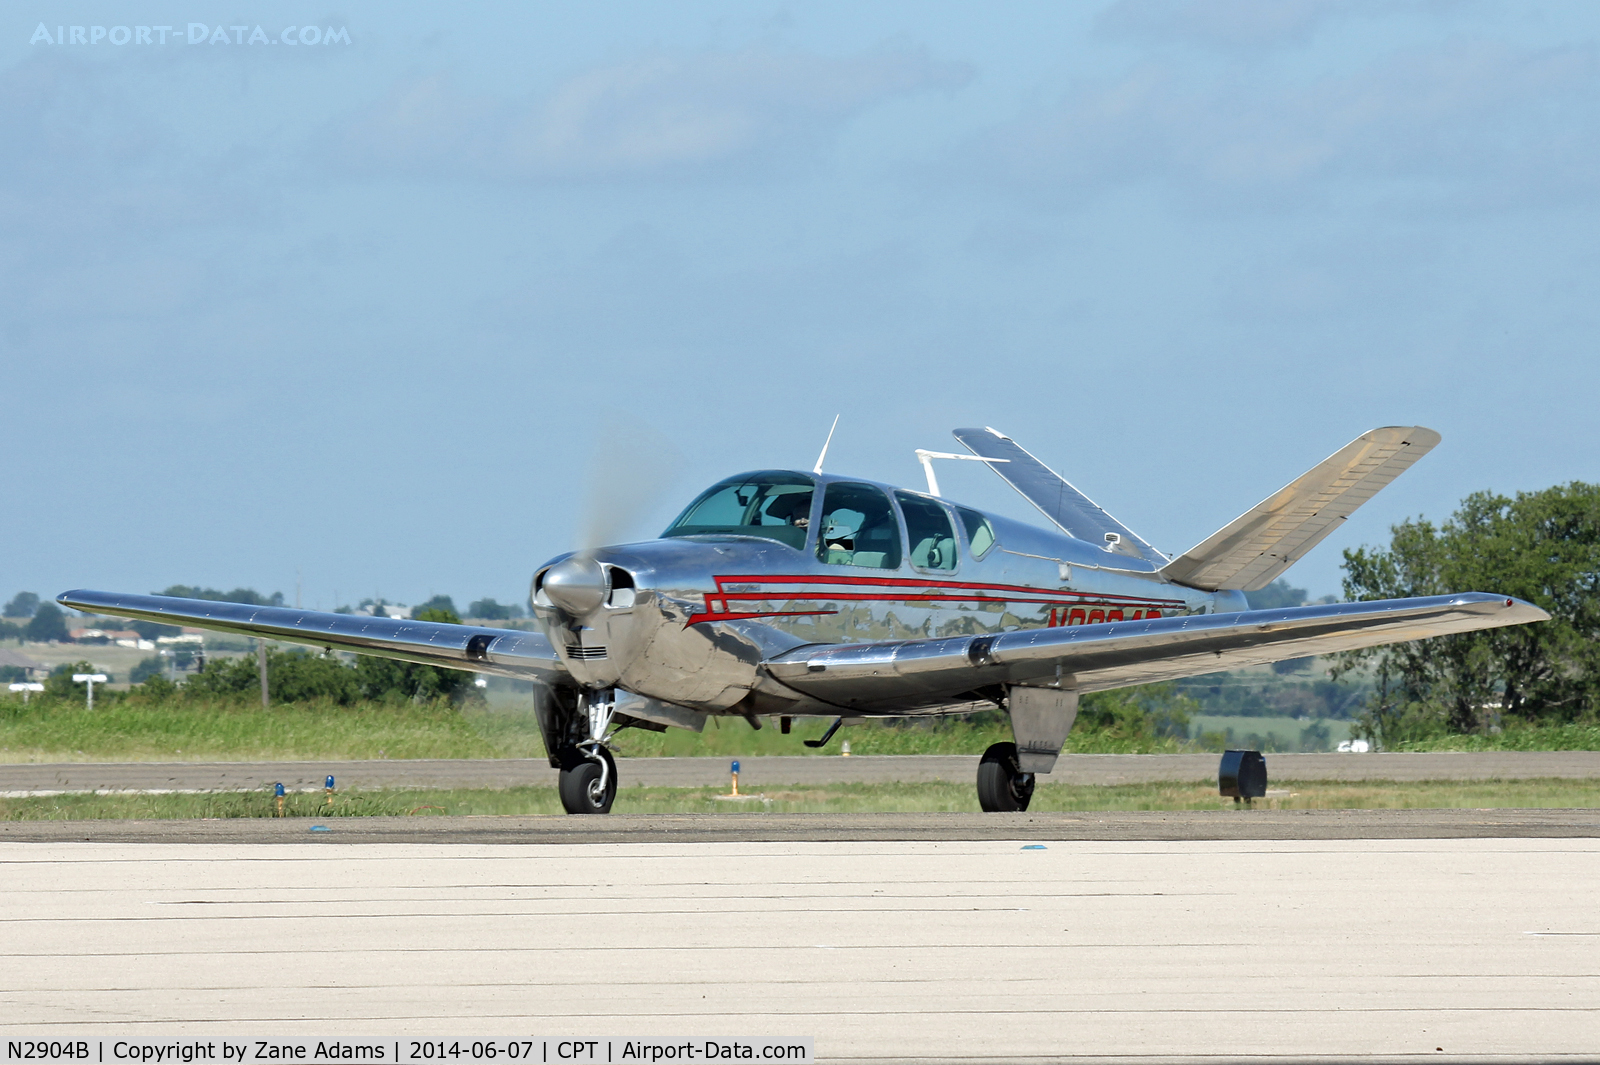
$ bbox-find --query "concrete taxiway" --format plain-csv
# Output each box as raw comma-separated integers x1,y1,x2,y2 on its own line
5,750,1599,795
2,830,1597,1063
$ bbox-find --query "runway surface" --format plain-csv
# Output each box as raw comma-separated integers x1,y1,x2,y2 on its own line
3,833,1596,1063
5,750,1599,795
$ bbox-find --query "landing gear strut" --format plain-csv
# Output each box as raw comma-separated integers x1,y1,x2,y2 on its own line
557,689,619,815
977,741,1035,812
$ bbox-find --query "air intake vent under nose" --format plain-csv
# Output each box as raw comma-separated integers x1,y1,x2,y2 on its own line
567,645,608,660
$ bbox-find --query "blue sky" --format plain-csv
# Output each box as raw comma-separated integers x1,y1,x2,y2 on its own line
5,1,1599,609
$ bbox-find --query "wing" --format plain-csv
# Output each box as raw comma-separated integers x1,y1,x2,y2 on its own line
1160,426,1441,592
57,590,566,682
763,593,1545,710
952,426,1167,564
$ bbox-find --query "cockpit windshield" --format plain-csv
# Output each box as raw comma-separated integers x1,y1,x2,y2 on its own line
662,471,815,549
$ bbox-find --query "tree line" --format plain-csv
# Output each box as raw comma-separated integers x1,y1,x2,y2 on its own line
22,603,481,708
1335,482,1600,744
7,481,1597,741
0,586,530,647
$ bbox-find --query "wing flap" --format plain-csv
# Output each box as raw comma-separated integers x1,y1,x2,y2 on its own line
1160,426,1441,591
57,590,565,682
765,593,1545,709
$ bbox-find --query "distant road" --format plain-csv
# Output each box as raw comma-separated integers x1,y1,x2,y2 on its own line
3,751,1599,795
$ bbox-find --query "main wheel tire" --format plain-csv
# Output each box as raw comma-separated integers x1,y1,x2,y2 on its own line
977,741,1035,812
558,747,617,814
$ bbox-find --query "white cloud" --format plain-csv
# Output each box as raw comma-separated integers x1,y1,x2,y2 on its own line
326,46,971,181
955,38,1600,211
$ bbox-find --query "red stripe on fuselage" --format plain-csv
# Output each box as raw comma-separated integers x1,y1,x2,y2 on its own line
687,573,1186,628
706,573,1185,607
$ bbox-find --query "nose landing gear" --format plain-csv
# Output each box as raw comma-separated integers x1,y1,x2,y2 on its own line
557,689,620,814
559,745,617,814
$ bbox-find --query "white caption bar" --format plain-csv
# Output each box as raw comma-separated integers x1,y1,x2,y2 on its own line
3,1040,814,1065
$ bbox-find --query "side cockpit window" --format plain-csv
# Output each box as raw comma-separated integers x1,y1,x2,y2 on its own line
663,472,814,549
817,482,902,569
955,506,997,559
896,492,957,571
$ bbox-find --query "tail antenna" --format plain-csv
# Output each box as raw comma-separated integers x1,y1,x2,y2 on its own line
812,414,840,475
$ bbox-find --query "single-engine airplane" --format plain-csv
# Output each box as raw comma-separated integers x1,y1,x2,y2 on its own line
61,426,1546,814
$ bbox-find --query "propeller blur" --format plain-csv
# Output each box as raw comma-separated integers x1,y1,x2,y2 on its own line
60,426,1547,814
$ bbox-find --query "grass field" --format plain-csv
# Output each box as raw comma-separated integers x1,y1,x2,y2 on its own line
6,778,1600,820
1383,721,1600,751
0,698,1198,762
7,693,1600,763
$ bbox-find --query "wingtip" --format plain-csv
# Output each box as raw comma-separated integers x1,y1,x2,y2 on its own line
1511,597,1552,623
1457,593,1550,623
1368,425,1442,449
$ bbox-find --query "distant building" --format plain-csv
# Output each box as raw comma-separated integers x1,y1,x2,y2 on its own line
70,628,153,649
354,603,409,618
0,649,48,679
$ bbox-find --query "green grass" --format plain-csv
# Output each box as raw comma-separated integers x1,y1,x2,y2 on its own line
0,698,521,763
8,778,1600,820
4,692,1597,765
1384,720,1600,752
0,698,1189,763
611,716,1192,758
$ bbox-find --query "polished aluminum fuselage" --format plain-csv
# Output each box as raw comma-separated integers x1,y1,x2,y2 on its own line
531,471,1241,719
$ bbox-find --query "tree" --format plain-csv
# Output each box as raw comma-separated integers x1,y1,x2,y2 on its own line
4,592,39,618
184,647,361,705
412,595,457,618
353,605,477,703
129,619,182,640
1245,579,1308,611
467,598,524,620
45,661,110,700
130,673,178,700
159,586,285,607
1075,683,1196,741
130,656,166,684
1336,482,1600,743
25,603,69,643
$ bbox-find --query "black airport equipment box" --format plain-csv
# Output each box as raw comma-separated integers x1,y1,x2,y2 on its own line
1219,749,1267,799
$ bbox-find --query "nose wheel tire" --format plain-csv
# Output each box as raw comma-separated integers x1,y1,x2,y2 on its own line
977,741,1035,812
558,746,617,814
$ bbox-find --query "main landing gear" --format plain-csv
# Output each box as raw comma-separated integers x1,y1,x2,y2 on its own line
557,690,619,814
976,741,1035,812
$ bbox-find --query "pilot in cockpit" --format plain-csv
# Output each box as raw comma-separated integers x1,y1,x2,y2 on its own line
762,488,812,528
